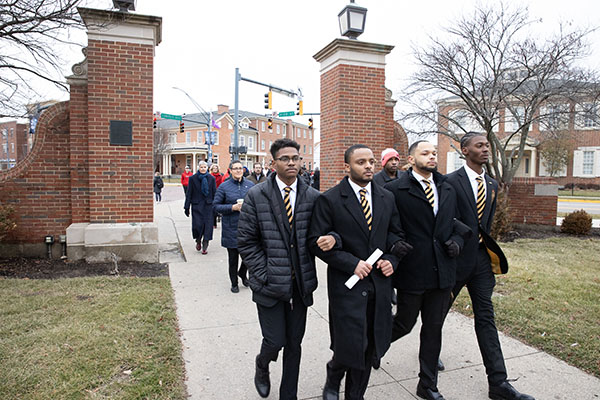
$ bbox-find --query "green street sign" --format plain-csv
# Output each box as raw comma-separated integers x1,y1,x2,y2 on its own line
161,113,182,121
278,111,295,117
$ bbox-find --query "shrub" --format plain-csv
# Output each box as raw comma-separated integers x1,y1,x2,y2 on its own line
563,183,575,190
560,209,592,235
0,203,17,241
585,183,600,190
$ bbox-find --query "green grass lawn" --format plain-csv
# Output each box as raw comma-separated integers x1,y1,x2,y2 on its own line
0,276,186,399
559,189,600,198
452,236,600,378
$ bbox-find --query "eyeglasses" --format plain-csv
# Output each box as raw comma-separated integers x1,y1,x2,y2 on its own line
275,156,302,163
230,167,243,171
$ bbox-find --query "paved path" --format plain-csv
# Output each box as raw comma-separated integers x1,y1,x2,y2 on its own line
155,186,600,399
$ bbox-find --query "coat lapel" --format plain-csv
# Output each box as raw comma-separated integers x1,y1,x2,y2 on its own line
265,178,291,246
482,174,495,227
340,178,370,239
458,167,478,218
370,183,385,237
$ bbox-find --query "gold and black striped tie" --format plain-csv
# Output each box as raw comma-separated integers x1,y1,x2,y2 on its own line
359,188,372,231
283,187,293,227
476,176,485,222
423,180,435,208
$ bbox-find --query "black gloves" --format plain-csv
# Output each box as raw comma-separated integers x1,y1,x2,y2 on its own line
390,240,413,260
444,240,460,258
184,209,190,217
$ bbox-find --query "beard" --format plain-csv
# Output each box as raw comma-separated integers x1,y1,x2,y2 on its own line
415,160,437,173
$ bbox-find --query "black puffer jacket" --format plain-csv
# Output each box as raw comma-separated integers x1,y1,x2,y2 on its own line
238,173,320,306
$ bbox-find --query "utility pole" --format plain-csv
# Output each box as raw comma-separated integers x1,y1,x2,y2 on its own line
172,87,215,163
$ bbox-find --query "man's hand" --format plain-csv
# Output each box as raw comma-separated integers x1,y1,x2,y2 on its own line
316,235,335,251
376,259,394,277
391,240,413,259
184,209,190,217
354,260,372,279
444,240,460,258
232,203,242,212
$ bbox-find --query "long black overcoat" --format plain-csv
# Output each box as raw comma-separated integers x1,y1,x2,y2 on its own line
384,169,465,291
184,171,216,241
446,166,498,282
308,177,403,370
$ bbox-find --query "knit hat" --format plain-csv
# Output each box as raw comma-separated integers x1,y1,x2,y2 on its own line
381,148,400,167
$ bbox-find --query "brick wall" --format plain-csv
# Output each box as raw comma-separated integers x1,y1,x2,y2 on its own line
87,39,154,223
0,102,72,243
508,177,558,225
320,64,389,190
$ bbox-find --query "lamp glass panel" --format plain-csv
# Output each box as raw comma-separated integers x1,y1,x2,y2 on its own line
339,11,348,34
349,10,364,30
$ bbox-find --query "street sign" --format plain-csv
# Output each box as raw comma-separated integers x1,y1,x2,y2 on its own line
160,113,182,121
278,111,295,117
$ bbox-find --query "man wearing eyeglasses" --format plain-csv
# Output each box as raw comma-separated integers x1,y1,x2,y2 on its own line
238,138,334,400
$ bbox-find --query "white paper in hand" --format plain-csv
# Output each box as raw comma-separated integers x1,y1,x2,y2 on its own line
345,248,384,289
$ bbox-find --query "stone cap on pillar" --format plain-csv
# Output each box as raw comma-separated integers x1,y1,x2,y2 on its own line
77,7,162,48
313,38,394,74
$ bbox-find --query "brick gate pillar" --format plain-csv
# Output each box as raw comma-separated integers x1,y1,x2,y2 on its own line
313,39,394,191
66,8,162,262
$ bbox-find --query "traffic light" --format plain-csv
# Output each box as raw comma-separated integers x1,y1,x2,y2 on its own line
179,121,184,133
308,118,313,130
264,91,272,109
153,117,157,129
296,100,303,115
268,118,273,130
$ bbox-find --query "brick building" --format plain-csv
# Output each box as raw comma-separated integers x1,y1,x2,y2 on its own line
0,121,30,170
438,99,600,186
155,104,315,175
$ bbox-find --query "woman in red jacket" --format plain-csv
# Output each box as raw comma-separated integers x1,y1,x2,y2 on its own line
181,165,193,194
210,164,224,188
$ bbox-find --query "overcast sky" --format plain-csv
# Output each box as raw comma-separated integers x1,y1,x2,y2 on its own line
52,0,600,140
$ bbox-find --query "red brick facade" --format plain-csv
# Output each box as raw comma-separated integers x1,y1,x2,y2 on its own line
508,177,558,226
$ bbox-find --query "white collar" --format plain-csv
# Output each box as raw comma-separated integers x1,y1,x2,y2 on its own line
347,178,372,196
464,164,486,181
412,169,434,184
275,175,298,192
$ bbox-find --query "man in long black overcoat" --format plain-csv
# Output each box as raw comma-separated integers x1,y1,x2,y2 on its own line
308,144,409,400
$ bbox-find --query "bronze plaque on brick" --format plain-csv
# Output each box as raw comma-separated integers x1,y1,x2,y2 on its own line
109,120,133,146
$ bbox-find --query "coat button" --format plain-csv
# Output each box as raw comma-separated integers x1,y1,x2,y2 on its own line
290,244,294,248
362,291,367,297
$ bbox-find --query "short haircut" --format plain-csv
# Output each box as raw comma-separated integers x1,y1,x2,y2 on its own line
460,132,486,149
229,159,243,169
344,144,371,164
253,162,262,168
270,138,300,159
408,140,429,155
198,161,208,166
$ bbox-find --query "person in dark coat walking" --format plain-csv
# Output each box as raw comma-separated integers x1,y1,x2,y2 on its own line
153,172,164,202
384,140,467,400
311,167,320,191
184,161,216,254
238,139,324,400
373,148,401,187
213,159,254,293
445,133,535,400
308,144,409,400
247,162,267,185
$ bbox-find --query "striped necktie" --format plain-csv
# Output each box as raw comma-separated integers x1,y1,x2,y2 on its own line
476,176,485,222
283,187,293,227
423,179,434,208
359,188,372,231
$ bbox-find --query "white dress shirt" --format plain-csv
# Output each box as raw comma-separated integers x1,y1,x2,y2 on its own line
275,175,298,215
464,165,487,204
348,179,373,219
412,169,439,216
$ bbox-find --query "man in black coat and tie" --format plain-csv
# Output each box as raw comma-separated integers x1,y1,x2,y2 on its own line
309,144,410,400
385,140,466,400
238,138,327,400
445,132,535,400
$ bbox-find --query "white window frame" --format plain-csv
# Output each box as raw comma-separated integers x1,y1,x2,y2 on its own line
573,147,600,177
504,106,525,133
303,129,306,138
261,139,265,150
539,104,569,131
276,125,281,135
261,121,265,131
239,135,245,146
186,131,191,143
582,151,594,175
575,103,600,130
197,131,202,143
248,136,254,150
446,151,465,173
309,130,312,139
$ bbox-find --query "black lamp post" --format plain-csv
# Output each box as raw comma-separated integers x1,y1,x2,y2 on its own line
338,0,367,40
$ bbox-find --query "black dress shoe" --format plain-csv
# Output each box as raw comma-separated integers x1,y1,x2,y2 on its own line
437,358,445,371
417,382,445,400
241,277,249,287
322,382,339,400
254,356,270,398
230,285,239,293
489,381,535,400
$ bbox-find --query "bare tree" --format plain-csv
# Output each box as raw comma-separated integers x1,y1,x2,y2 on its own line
399,2,599,187
0,0,86,118
153,125,170,174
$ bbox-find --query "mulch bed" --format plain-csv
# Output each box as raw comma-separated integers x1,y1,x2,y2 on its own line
0,258,168,279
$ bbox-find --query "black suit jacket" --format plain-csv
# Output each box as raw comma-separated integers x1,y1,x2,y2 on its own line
446,166,499,281
385,169,464,291
308,176,403,369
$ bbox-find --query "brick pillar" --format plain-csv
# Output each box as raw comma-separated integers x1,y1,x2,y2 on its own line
313,39,394,191
66,8,162,262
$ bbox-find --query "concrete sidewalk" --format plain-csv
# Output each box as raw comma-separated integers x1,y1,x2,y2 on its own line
155,190,600,399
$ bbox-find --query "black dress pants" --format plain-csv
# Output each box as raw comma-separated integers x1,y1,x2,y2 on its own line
226,248,247,287
256,283,307,400
392,288,451,390
325,280,376,400
451,246,508,386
